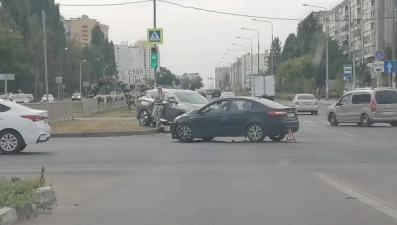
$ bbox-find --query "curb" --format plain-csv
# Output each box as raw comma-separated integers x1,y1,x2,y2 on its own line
0,186,56,225
51,129,159,138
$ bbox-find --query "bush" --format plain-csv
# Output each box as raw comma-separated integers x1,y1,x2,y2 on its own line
275,93,295,100
0,177,38,208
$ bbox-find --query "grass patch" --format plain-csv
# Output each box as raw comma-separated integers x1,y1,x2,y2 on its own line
0,177,39,208
275,93,296,100
92,106,136,118
73,102,84,117
51,119,148,133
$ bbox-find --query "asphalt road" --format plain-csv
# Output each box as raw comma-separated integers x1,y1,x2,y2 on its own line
2,101,397,225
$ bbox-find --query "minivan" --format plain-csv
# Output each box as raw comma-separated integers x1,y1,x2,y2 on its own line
326,88,397,127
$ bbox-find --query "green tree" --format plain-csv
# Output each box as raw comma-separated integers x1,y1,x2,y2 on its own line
282,33,299,61
157,67,179,86
296,13,322,55
267,36,282,75
182,77,203,90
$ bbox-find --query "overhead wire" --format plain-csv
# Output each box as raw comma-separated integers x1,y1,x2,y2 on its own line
59,0,151,7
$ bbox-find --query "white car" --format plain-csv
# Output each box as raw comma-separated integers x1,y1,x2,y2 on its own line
41,94,54,103
290,94,318,115
220,92,235,98
0,99,51,154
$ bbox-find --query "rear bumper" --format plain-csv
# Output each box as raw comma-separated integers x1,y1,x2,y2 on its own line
295,105,318,112
267,121,299,135
371,116,397,122
37,134,50,143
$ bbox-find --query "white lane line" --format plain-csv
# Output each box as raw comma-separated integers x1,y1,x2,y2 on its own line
304,120,315,124
317,126,357,137
315,173,397,221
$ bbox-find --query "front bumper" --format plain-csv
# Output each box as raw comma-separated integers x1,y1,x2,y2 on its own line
171,123,178,139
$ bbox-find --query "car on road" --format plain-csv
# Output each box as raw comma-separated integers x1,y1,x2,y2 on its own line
137,89,210,126
12,94,33,104
290,94,318,115
71,92,82,101
40,94,54,103
0,99,50,154
171,97,299,143
195,89,206,97
220,92,235,99
211,89,221,98
326,88,397,127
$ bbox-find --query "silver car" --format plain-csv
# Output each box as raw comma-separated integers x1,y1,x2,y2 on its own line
290,94,318,115
326,88,397,127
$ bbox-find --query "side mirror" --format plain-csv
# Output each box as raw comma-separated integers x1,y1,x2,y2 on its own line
335,102,341,106
167,98,177,104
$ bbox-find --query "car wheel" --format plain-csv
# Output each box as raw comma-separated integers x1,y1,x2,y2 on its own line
138,110,151,126
0,130,23,154
390,122,397,127
357,123,363,127
18,144,27,152
177,124,194,143
202,137,215,142
360,113,372,127
246,123,265,142
269,134,286,142
328,113,338,126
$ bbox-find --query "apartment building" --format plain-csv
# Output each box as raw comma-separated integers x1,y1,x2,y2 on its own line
64,15,109,45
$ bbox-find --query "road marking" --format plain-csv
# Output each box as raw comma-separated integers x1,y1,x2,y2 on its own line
315,173,397,221
317,127,357,137
304,120,315,124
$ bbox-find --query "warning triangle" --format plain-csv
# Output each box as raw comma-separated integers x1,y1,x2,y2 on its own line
286,128,297,143
150,31,161,41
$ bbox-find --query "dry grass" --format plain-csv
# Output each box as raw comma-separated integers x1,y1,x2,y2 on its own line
51,119,148,133
93,106,136,118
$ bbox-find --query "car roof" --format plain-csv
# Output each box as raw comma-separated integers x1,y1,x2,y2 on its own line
152,89,197,94
296,93,315,96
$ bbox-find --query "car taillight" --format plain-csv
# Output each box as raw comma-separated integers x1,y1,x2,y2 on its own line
21,115,45,122
268,111,287,116
295,101,300,105
371,99,376,112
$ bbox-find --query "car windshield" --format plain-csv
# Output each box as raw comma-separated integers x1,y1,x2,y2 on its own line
42,95,53,98
174,92,209,104
73,93,80,96
12,94,29,99
297,94,315,100
375,91,397,104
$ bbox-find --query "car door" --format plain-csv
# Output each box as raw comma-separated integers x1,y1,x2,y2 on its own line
350,93,364,122
334,93,352,122
162,91,180,122
193,100,229,137
0,103,11,130
221,99,253,136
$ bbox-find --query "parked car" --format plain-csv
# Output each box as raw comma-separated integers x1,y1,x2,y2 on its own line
0,93,13,101
220,92,235,99
195,89,206,97
137,89,209,126
12,94,34,103
326,88,397,127
0,99,50,154
211,89,221,98
290,94,318,115
171,97,299,143
71,92,82,101
40,94,54,103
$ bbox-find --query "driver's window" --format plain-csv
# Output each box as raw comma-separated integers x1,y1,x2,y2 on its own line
164,92,173,101
340,94,351,105
203,100,228,113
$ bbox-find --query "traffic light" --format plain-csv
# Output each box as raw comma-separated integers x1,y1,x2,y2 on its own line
151,47,158,68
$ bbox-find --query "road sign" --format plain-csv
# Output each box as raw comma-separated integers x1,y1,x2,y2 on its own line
384,60,396,73
0,74,15,80
147,28,163,45
55,77,62,84
83,82,90,87
343,64,352,78
375,49,385,61
374,61,385,72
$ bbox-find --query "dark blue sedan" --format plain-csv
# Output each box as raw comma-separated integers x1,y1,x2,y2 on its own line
171,97,299,143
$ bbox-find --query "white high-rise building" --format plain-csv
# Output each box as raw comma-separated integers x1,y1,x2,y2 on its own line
114,40,156,85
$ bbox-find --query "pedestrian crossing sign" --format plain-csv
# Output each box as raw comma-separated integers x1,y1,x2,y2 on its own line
147,28,163,45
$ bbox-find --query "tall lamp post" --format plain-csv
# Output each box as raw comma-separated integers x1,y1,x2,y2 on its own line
227,49,240,92
60,47,68,99
232,43,247,88
303,4,329,100
79,60,86,95
94,58,100,84
241,28,260,96
252,19,274,75
102,66,109,94
237,37,253,85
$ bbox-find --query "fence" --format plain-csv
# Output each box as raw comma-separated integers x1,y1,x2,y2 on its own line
23,102,74,123
83,98,126,115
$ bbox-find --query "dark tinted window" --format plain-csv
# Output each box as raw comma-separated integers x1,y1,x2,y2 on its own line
375,91,397,104
0,104,11,112
254,98,286,109
352,94,362,104
229,100,255,111
297,94,315,100
362,93,371,104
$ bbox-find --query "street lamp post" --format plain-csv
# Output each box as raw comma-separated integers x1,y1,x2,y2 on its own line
102,66,109,94
227,49,240,92
79,60,86,95
232,43,247,88
94,58,100,84
237,37,253,86
60,47,68,100
241,28,260,96
303,4,329,100
252,19,274,75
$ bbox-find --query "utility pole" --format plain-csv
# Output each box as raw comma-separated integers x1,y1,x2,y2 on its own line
42,10,49,102
393,0,396,89
153,0,158,86
376,0,382,87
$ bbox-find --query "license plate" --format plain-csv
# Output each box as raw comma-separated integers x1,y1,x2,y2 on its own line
381,111,396,116
287,112,295,117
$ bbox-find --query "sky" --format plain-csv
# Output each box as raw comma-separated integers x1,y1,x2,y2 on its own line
56,0,342,87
